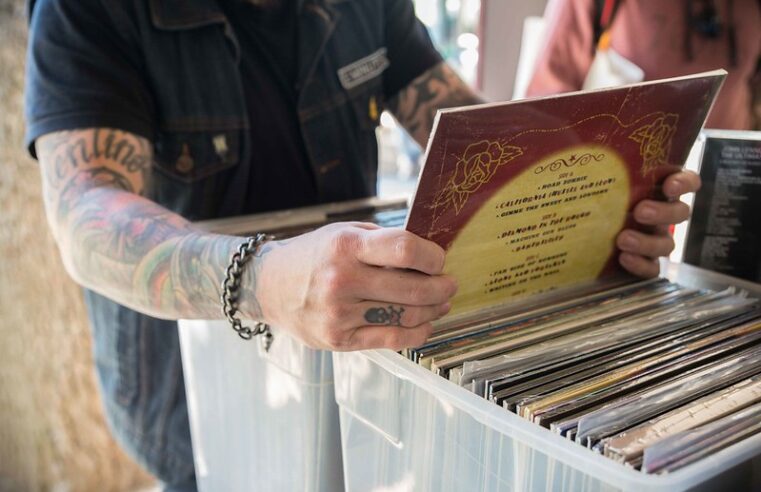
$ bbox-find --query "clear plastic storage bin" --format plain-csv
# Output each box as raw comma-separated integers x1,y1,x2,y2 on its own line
333,262,761,492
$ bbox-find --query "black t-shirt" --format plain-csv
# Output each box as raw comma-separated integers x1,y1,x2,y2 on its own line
218,0,318,211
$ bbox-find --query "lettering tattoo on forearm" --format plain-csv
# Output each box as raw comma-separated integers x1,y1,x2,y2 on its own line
389,62,484,147
37,128,267,320
364,305,405,326
38,128,151,196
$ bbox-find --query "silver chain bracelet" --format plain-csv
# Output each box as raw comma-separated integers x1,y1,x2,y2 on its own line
221,234,273,350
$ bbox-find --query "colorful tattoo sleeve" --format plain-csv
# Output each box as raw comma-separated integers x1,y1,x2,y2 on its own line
37,128,267,320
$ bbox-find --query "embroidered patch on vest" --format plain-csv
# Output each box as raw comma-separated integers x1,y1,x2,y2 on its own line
337,48,389,90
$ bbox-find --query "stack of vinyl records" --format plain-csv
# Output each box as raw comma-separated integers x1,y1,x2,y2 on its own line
405,279,761,473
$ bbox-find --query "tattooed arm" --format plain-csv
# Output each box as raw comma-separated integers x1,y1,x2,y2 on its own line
37,128,456,348
388,61,484,147
37,128,268,320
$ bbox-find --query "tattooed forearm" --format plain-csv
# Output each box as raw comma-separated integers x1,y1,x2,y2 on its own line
37,128,267,321
389,62,484,147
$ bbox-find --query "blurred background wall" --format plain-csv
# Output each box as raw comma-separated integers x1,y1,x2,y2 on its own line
0,1,154,490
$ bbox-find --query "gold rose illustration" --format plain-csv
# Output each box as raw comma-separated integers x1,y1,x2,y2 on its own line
628,113,679,176
431,140,523,217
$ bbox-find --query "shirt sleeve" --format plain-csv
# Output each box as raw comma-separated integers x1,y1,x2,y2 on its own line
24,0,155,158
382,0,444,99
525,0,596,97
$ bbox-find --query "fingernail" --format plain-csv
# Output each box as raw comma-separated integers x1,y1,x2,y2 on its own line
620,234,639,251
439,302,452,315
639,205,656,220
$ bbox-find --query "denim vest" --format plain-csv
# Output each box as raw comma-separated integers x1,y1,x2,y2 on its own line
82,0,389,484
143,0,384,219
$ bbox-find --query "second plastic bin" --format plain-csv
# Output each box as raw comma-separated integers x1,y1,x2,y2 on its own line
179,323,343,491
333,262,761,492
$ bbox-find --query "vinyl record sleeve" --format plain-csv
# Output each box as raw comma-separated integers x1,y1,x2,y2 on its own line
427,285,694,375
406,71,726,320
602,374,761,465
459,289,753,387
491,309,757,408
576,324,761,445
683,130,761,282
642,401,761,473
521,321,761,425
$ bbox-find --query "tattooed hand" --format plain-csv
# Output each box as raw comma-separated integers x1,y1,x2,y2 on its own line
256,222,458,351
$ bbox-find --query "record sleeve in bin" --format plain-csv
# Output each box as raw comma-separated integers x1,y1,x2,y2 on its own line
333,71,761,491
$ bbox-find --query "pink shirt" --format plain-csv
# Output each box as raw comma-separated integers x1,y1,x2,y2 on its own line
526,0,761,129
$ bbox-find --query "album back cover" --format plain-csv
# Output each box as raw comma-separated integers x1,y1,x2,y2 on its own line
406,71,726,318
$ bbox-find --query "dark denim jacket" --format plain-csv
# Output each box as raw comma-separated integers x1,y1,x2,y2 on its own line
27,0,439,486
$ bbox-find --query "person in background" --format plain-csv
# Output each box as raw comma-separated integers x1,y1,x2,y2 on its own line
25,0,701,489
527,0,761,130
